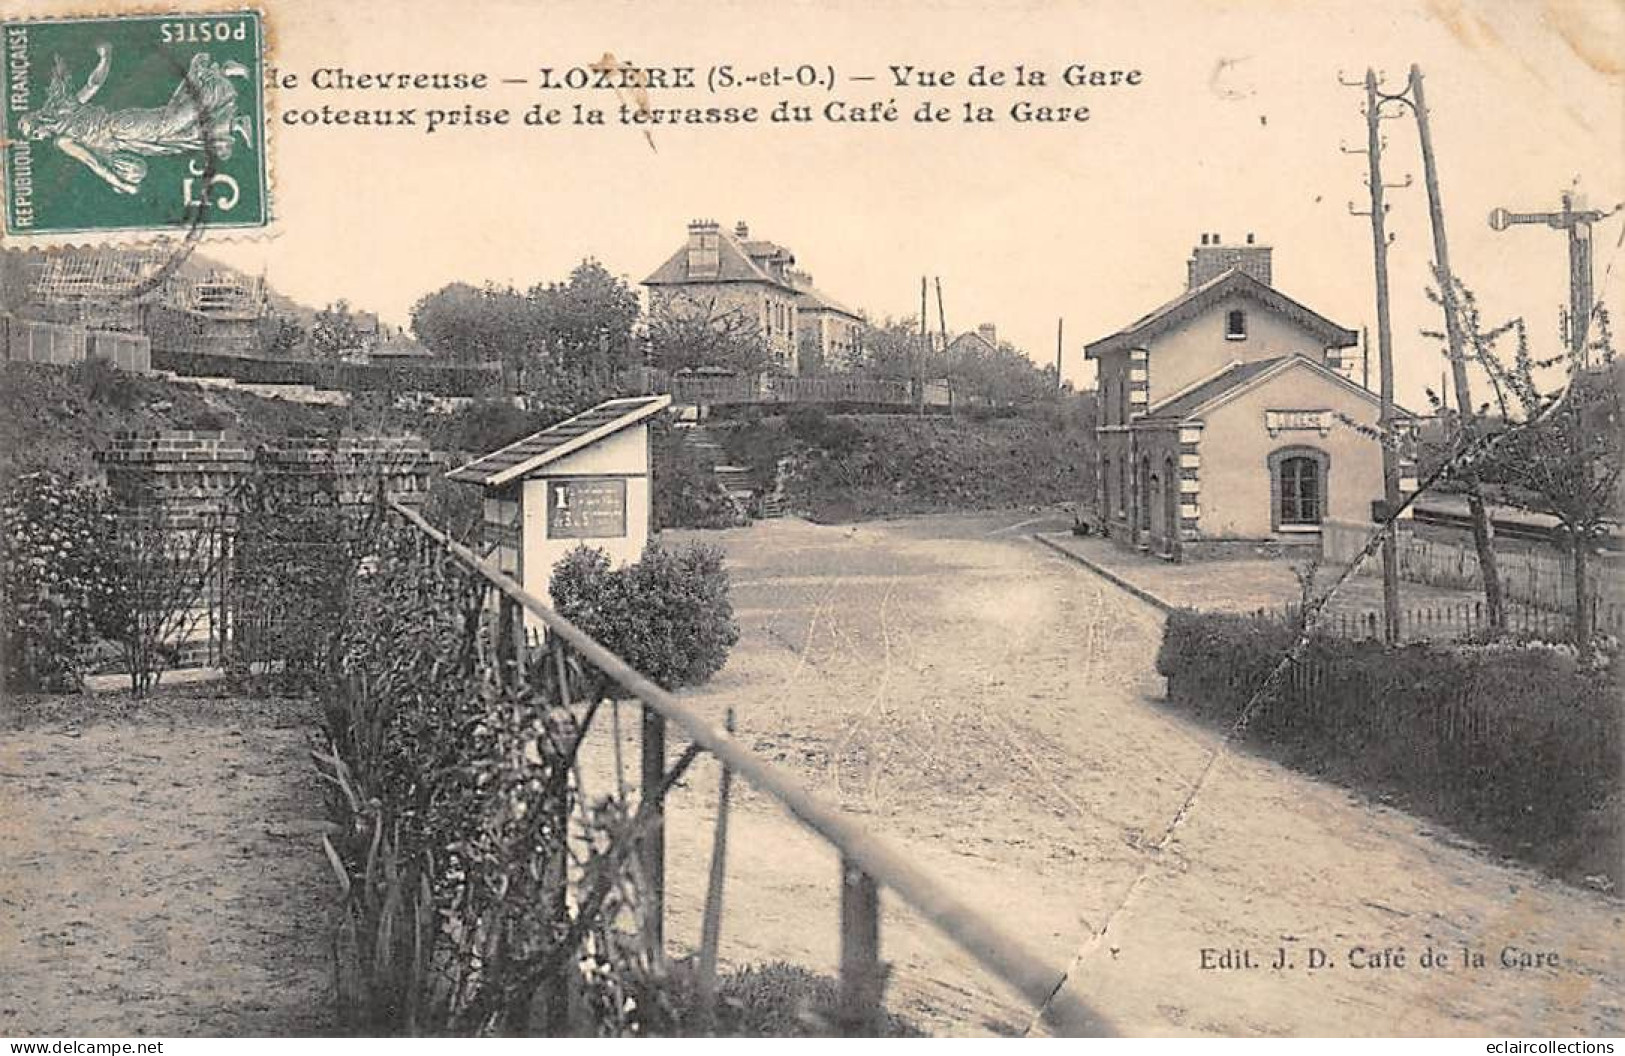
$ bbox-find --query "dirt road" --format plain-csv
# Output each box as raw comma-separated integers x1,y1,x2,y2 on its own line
0,693,332,1036
582,512,1623,1036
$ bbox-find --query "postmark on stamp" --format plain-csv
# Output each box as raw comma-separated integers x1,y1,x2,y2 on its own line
2,11,268,237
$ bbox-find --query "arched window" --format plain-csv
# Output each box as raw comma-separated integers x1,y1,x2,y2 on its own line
1268,446,1329,529
1226,309,1247,340
1279,457,1320,524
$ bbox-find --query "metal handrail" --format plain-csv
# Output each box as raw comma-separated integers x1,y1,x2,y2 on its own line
387,497,1110,1037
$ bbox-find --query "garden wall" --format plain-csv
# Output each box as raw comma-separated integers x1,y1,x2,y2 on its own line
1,315,151,373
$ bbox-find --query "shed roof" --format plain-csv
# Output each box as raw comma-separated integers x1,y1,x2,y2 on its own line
446,394,671,487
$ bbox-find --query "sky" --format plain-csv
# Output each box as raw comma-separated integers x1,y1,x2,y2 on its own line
20,0,1624,404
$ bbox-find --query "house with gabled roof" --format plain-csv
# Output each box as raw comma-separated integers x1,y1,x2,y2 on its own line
643,220,863,375
1085,233,1415,560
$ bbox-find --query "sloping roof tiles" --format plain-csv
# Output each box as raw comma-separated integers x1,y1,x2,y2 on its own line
643,228,795,289
446,394,671,486
1140,357,1291,421
1085,268,1359,360
1137,353,1418,425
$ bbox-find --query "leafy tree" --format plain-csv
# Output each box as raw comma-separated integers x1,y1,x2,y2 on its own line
856,316,929,380
411,281,540,386
258,311,307,357
311,299,365,359
412,261,640,402
531,259,641,386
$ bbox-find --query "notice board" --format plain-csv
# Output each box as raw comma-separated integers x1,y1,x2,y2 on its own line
546,477,627,539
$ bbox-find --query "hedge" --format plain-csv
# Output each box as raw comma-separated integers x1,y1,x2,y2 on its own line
1156,609,1621,886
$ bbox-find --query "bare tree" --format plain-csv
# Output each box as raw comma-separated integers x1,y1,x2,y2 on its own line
1449,288,1622,656
647,295,775,375
98,504,228,696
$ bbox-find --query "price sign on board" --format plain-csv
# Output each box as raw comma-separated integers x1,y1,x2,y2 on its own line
546,478,627,539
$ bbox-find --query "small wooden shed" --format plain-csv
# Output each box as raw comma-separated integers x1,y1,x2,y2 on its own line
446,395,671,622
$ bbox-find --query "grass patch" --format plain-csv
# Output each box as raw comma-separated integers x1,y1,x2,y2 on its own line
662,960,925,1037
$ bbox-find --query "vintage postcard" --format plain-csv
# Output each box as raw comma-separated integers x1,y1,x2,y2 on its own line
0,0,1620,1044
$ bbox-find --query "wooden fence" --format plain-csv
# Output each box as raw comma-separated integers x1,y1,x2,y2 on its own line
386,499,1108,1037
1321,518,1624,614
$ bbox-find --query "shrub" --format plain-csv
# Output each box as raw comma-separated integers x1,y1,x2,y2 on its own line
652,419,739,530
72,356,139,410
718,416,793,495
658,961,923,1037
550,541,740,694
1156,608,1621,887
785,406,862,456
0,471,120,691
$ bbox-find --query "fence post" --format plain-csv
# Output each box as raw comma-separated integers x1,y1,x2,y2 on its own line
838,856,883,1036
497,594,523,680
640,705,667,961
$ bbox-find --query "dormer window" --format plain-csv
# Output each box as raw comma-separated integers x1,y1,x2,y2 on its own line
1226,309,1247,341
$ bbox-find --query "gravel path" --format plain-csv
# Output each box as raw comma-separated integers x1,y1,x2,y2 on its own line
606,513,1624,1037
0,693,333,1037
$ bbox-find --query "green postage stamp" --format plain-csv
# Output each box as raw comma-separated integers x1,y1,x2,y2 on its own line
2,12,268,236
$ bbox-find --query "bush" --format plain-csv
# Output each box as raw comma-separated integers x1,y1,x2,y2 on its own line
719,416,793,495
72,356,140,410
658,961,923,1037
433,398,547,455
1157,609,1621,887
652,419,740,530
785,406,862,456
0,471,120,691
550,541,740,694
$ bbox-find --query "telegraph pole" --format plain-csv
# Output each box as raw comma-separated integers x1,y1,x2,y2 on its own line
1409,63,1506,631
1055,318,1065,390
1488,193,1610,364
935,278,952,413
1342,67,1408,643
917,276,928,414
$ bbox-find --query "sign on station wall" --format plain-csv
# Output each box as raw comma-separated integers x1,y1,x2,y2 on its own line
546,477,627,539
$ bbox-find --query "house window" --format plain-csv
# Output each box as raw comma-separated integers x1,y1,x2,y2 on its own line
1280,457,1319,524
1268,446,1330,530
1226,309,1247,340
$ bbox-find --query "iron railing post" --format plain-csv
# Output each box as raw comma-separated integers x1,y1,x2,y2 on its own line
641,705,667,959
839,857,882,1036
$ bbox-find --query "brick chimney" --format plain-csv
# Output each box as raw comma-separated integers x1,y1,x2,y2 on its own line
735,220,750,240
687,219,720,279
977,322,997,346
1186,232,1272,290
